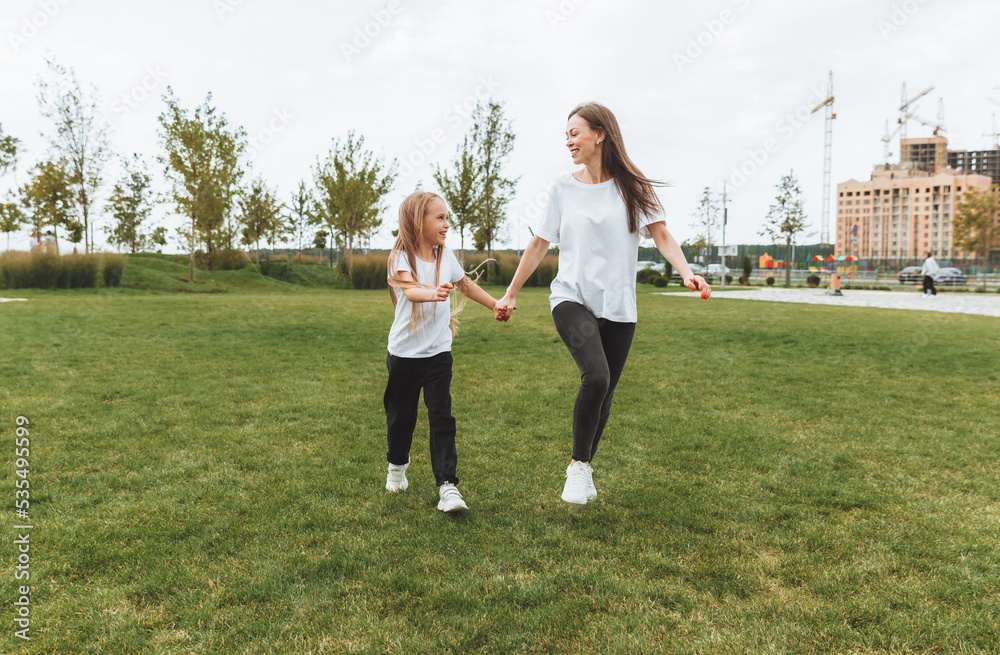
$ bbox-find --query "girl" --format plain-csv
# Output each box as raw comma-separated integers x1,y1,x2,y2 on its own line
383,190,507,512
494,102,711,505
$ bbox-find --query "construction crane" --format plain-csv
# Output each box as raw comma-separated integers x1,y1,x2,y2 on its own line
882,84,938,164
882,119,902,163
898,82,934,142
810,71,835,246
907,98,947,136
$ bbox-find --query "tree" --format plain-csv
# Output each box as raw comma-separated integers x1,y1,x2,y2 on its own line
0,123,21,181
287,180,316,262
313,131,395,284
0,202,26,251
238,176,284,264
689,186,719,264
433,135,478,262
36,57,111,253
20,159,76,254
953,184,999,291
104,155,159,253
313,230,329,265
157,87,246,282
759,170,808,288
468,100,518,279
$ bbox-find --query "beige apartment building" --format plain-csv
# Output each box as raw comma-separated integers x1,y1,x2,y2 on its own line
835,137,999,261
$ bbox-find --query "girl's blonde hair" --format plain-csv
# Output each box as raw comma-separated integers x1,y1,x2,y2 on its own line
388,191,479,337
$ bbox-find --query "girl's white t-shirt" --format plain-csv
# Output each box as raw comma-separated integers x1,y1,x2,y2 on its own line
534,170,665,323
387,248,467,358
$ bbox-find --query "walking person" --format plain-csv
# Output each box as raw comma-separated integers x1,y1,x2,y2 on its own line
494,102,710,505
383,190,509,512
921,251,939,297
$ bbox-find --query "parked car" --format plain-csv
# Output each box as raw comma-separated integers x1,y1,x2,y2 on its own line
637,260,665,274
671,262,715,283
935,267,967,286
897,266,922,284
706,263,730,277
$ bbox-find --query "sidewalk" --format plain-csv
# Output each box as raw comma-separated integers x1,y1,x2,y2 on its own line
658,288,1000,318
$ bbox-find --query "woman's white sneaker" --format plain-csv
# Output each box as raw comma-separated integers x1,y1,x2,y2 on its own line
385,460,409,492
561,461,589,505
437,483,468,512
584,464,597,500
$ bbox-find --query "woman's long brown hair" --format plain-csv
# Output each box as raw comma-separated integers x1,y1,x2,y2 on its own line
568,102,666,233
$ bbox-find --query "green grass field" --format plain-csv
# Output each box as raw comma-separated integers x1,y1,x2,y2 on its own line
2,260,999,654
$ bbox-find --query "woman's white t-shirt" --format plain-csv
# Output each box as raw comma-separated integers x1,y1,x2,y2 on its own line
387,248,467,358
534,170,665,323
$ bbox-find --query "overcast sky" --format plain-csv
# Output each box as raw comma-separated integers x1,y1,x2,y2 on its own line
2,0,998,254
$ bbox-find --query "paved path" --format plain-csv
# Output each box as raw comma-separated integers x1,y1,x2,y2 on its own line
658,288,1000,318
0,298,28,303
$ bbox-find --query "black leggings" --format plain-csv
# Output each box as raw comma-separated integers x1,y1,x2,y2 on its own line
551,301,636,463
922,275,936,295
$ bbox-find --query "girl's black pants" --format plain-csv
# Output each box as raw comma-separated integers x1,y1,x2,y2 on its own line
384,351,458,486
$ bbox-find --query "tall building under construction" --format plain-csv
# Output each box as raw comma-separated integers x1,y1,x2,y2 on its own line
835,136,1000,261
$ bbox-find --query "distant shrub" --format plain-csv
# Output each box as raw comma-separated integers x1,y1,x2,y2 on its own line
102,254,126,287
462,252,558,287
637,267,658,284
653,276,667,288
806,275,820,288
725,274,733,284
345,254,388,290
766,276,775,286
61,254,99,288
0,251,110,289
202,249,251,271
738,274,748,285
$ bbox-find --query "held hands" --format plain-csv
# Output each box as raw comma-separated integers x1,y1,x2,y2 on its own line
493,293,517,322
684,275,712,300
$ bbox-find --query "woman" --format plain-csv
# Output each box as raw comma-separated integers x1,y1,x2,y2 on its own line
495,102,710,505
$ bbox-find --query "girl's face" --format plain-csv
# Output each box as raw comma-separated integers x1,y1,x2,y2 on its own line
421,198,449,249
565,114,604,166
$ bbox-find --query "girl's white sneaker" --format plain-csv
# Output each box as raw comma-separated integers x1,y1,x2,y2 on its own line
386,460,409,492
437,483,468,512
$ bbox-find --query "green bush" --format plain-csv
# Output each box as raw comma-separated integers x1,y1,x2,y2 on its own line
766,276,775,286
742,254,752,281
725,274,733,284
738,275,748,285
806,275,821,288
61,254,99,289
652,276,667,288
198,249,251,271
0,251,112,289
102,255,126,287
346,254,388,290
637,267,659,284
